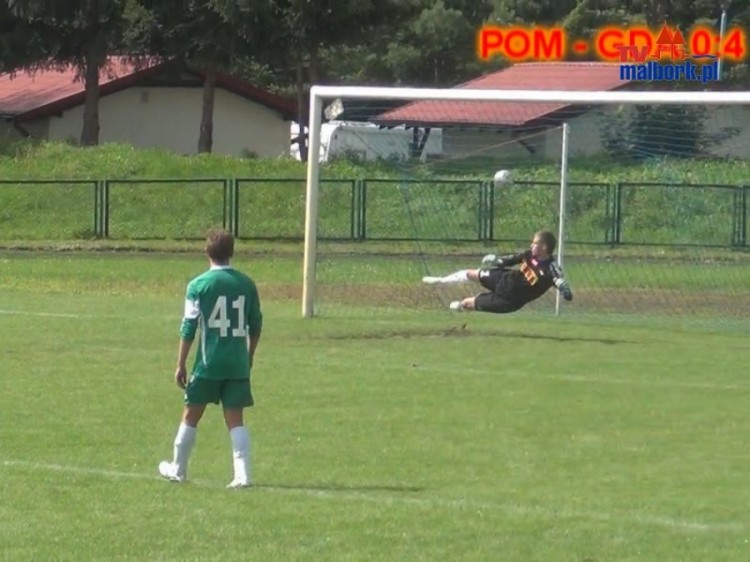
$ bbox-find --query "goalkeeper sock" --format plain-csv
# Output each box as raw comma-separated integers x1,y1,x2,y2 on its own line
438,270,470,283
172,423,196,479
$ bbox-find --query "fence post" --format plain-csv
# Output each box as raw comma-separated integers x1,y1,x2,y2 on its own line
478,180,492,241
350,179,360,240
742,186,748,247
233,179,240,238
613,182,622,245
488,180,495,240
94,181,101,238
732,187,740,247
223,179,230,234
103,180,110,238
477,181,485,241
604,183,612,245
360,179,367,240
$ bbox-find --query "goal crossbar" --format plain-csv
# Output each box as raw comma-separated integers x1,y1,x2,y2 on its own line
310,86,750,105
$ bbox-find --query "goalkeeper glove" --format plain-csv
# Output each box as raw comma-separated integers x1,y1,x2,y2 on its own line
481,254,503,267
555,278,573,301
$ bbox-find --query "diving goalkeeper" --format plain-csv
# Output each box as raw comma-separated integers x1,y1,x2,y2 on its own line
422,230,573,313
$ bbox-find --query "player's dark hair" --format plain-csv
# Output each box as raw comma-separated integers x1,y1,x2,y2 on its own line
536,230,556,254
205,229,234,263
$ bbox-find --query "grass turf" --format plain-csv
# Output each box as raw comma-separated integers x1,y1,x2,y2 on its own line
1,253,749,561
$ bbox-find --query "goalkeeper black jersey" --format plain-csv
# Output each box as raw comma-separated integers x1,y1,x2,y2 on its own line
491,250,564,305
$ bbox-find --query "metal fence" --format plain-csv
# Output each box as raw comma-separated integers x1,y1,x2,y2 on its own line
0,178,747,247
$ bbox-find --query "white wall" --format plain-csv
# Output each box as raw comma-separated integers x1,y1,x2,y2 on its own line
0,121,22,142
44,87,290,157
442,113,601,162
442,128,548,160
0,119,48,143
549,107,750,160
703,106,750,159
544,111,603,159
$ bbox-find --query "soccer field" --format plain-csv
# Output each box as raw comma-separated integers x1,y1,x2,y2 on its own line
1,253,749,562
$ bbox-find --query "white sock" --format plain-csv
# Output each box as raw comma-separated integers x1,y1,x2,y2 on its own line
439,270,470,283
229,426,251,483
172,423,196,479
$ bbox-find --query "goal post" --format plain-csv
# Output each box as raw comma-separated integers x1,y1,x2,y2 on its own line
302,93,324,319
555,121,570,317
302,85,750,325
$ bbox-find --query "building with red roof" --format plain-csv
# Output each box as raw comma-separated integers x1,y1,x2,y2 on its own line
374,62,631,129
0,57,297,157
369,62,749,161
370,62,632,161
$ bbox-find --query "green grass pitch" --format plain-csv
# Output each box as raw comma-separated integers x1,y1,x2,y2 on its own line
1,253,749,562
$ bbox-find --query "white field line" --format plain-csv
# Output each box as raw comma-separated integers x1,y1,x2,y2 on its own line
1,458,744,534
0,309,174,321
0,309,84,318
0,308,447,327
1,459,156,480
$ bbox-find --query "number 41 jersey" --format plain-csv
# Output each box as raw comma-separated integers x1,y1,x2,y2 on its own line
180,265,263,380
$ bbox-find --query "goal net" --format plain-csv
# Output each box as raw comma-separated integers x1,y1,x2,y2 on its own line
302,80,750,331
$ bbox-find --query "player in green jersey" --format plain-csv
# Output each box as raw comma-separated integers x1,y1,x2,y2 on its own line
159,229,263,488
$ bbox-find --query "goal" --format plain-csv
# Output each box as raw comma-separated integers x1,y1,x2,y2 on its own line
302,83,750,330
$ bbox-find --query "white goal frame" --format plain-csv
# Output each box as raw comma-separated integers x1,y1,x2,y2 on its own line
303,86,750,318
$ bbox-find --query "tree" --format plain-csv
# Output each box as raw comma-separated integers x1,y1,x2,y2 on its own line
6,0,130,145
383,1,484,86
125,0,271,153
267,0,410,161
490,0,577,25
0,3,47,73
562,0,640,41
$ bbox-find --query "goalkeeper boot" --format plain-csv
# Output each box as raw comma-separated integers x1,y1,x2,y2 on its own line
449,301,464,311
422,276,442,284
158,461,185,483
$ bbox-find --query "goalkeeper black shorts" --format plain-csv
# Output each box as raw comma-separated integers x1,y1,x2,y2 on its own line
474,292,524,314
477,267,505,291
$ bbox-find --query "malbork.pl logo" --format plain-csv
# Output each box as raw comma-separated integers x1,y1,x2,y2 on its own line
619,25,717,83
477,24,747,83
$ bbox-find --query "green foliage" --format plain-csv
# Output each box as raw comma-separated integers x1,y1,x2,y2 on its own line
491,0,577,25
0,2,46,71
2,140,749,185
126,0,270,66
384,1,481,85
0,142,306,179
599,105,710,159
561,0,640,38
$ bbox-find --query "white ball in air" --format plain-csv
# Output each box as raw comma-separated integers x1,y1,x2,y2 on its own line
493,169,513,186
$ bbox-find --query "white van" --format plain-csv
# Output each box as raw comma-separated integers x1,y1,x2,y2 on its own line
291,121,442,162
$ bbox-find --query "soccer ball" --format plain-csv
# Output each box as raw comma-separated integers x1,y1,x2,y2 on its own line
493,169,513,187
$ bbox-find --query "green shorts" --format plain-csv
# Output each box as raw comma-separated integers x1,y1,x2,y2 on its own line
184,376,254,409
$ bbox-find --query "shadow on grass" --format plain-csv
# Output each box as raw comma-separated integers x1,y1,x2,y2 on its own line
493,330,630,345
321,325,630,345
